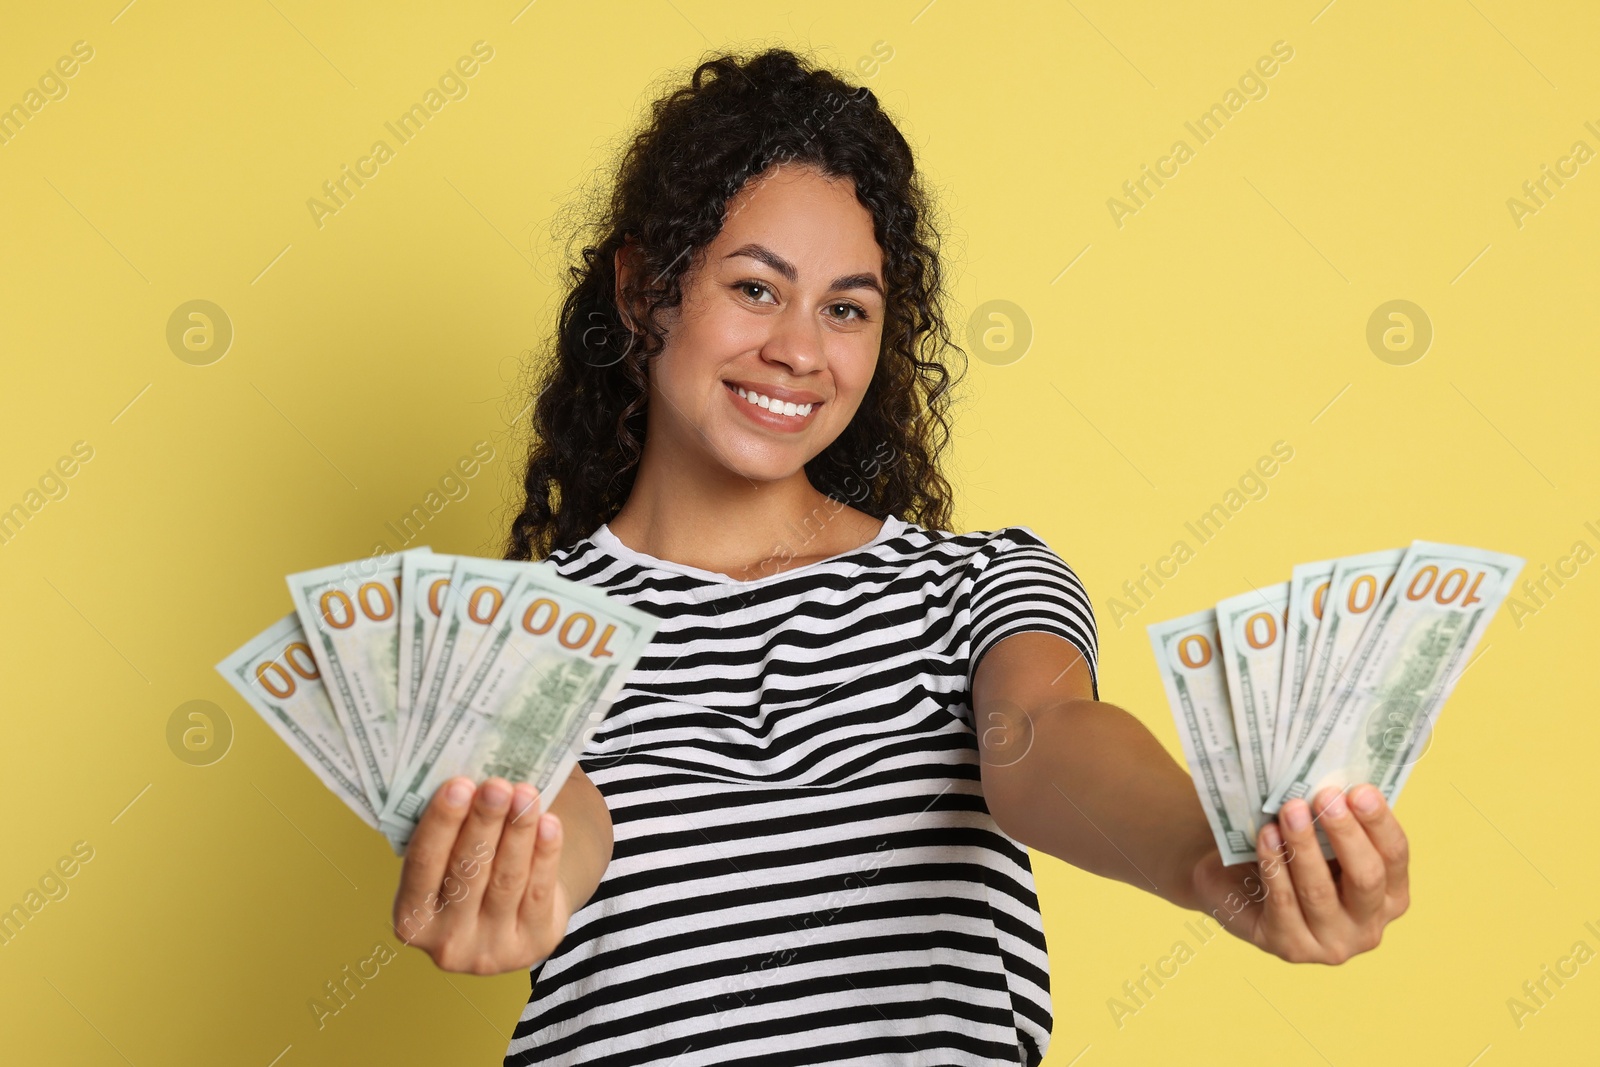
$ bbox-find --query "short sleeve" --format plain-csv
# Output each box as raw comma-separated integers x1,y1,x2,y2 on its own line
969,527,1099,700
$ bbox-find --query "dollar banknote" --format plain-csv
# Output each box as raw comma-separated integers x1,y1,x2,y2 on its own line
1150,540,1520,865
1284,548,1404,764
396,550,457,760
220,547,658,855
1268,559,1335,784
379,566,660,849
216,612,379,830
1215,582,1289,811
287,548,431,808
1264,542,1524,812
1148,609,1263,865
398,557,540,769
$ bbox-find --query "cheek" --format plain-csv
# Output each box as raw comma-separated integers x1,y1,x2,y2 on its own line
656,309,748,395
704,306,770,361
653,345,712,405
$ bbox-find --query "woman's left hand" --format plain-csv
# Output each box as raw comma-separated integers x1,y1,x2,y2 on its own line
1190,783,1411,964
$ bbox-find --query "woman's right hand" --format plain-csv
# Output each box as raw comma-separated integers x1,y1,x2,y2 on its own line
391,776,573,975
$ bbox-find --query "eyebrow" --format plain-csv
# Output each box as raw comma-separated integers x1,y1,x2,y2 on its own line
722,243,884,299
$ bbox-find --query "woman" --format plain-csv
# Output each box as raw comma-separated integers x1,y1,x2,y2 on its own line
391,48,1410,1066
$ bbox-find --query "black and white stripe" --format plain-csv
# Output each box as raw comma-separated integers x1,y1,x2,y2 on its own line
504,515,1098,1067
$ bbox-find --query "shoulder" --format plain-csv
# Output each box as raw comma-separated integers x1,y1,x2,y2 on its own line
970,525,1064,565
541,530,648,592
950,524,1093,614
886,519,1070,573
872,521,1093,618
958,524,1100,696
543,536,603,572
959,525,1092,612
961,523,1088,585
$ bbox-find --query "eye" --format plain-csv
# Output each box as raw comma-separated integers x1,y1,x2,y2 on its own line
827,301,870,323
734,280,776,303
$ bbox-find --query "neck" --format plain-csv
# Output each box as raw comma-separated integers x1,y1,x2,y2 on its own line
606,434,854,577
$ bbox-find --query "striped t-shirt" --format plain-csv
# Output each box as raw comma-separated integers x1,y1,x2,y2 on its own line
503,513,1099,1067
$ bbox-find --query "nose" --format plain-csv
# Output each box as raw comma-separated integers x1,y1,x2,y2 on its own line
759,302,826,378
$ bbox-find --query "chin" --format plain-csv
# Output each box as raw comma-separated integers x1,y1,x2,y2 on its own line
720,451,813,485
705,429,823,484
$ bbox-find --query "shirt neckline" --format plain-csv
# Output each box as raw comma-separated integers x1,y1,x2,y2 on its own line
587,513,906,586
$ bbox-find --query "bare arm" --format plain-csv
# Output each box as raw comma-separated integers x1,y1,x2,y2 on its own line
546,766,614,914
973,631,1412,964
973,632,1212,910
391,766,614,975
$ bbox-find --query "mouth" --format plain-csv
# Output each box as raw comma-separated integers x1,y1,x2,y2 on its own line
723,381,822,429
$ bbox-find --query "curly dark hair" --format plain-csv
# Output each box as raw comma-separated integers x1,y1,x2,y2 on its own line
504,46,966,561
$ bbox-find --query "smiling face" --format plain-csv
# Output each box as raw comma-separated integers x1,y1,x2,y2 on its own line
627,163,886,485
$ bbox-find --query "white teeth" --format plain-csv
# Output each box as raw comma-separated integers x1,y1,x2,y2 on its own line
730,384,814,418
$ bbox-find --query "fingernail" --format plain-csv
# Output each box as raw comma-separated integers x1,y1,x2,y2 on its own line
1282,800,1310,833
1260,823,1281,851
445,779,473,807
1319,789,1348,820
511,783,536,812
1351,785,1382,814
482,780,511,810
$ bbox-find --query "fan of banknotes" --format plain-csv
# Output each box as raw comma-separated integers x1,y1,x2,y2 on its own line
1147,540,1524,866
216,546,660,855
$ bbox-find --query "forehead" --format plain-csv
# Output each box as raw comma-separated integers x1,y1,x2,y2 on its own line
715,164,881,265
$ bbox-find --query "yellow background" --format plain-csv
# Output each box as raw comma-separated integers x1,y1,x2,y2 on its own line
2,1,1595,1063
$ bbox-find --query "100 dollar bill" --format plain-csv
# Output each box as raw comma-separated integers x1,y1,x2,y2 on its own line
1148,609,1262,865
398,550,454,730
1282,548,1403,770
1264,541,1524,812
398,557,537,770
287,550,430,809
1216,582,1289,812
216,612,379,830
379,567,659,849
1269,559,1334,784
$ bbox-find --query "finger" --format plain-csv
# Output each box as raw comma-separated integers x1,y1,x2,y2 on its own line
444,778,514,913
480,784,542,925
1278,797,1344,938
395,776,476,943
1347,784,1410,912
1312,786,1386,922
1255,821,1313,948
520,810,565,925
